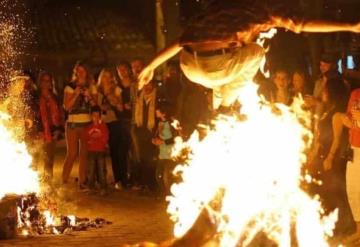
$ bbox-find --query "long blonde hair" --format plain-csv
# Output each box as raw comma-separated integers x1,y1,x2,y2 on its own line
97,68,117,92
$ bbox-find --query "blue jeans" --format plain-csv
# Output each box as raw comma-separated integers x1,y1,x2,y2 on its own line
87,151,107,189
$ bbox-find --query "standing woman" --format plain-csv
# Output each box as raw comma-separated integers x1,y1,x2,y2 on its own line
63,61,97,188
270,69,292,105
291,70,312,98
38,71,64,181
310,77,354,237
97,68,125,189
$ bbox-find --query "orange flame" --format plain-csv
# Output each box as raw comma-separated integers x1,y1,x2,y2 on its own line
0,112,39,199
167,83,336,246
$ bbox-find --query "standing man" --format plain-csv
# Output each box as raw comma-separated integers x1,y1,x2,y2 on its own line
129,58,146,189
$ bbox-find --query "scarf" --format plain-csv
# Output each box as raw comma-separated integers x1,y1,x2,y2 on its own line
135,88,156,130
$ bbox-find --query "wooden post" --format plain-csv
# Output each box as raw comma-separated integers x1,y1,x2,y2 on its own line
155,0,166,79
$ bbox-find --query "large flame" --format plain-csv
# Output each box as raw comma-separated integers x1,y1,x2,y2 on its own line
167,83,336,246
0,112,39,199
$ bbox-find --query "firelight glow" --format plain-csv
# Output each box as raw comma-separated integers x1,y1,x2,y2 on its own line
0,112,39,199
167,83,337,247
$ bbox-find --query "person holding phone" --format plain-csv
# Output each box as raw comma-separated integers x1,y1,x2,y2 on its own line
63,61,97,189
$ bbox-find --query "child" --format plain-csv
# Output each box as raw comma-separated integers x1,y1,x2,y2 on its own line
153,103,177,197
85,106,109,195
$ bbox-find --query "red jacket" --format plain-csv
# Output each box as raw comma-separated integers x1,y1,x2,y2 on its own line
347,88,360,147
85,122,109,152
39,93,64,142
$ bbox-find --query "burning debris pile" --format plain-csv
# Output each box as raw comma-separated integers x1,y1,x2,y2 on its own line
0,194,112,239
0,110,111,240
16,194,112,237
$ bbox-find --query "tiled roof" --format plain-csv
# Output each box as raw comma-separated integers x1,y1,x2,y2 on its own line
31,2,154,57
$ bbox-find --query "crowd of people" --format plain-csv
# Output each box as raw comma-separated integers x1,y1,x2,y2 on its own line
4,52,360,240
3,58,212,198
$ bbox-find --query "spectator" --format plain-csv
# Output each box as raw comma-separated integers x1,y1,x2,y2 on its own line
129,58,146,188
134,81,157,192
305,54,339,110
130,58,145,121
97,68,125,189
85,106,109,195
116,62,134,120
309,77,354,237
343,87,360,238
291,70,312,98
153,103,177,197
116,62,134,188
315,54,339,95
62,61,96,188
131,58,145,82
38,71,64,181
158,61,182,117
270,69,292,105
